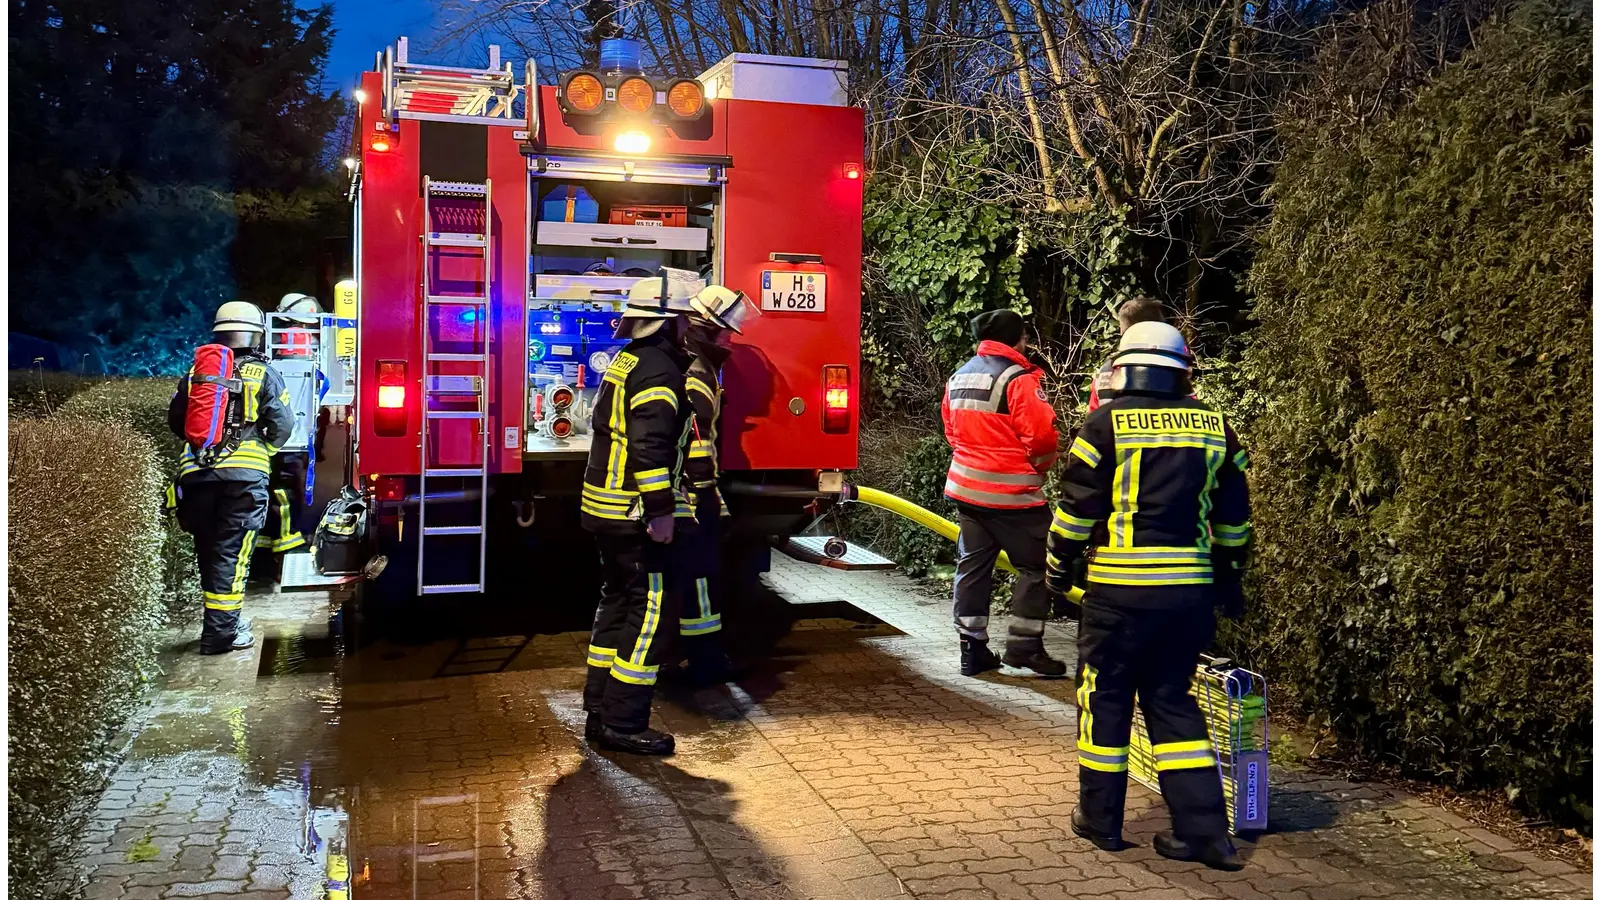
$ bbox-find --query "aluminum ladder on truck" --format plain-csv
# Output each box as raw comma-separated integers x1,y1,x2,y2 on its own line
418,176,492,596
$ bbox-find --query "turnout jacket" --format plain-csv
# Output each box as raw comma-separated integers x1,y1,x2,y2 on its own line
580,332,693,532
683,355,731,517
940,340,1060,509
1046,393,1252,603
167,350,293,482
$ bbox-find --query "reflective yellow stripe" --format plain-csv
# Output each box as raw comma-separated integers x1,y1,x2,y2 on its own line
1087,563,1213,586
1213,522,1252,547
1153,739,1216,771
630,386,678,411
1077,665,1126,770
680,614,722,635
1232,449,1249,472
1050,506,1095,540
587,645,617,668
229,531,257,595
606,383,626,490
610,657,659,685
203,591,243,611
1109,450,1141,548
636,468,671,491
1091,546,1208,565
1069,436,1101,468
624,572,664,667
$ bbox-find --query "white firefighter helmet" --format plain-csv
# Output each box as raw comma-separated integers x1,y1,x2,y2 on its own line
213,301,266,335
620,277,676,319
1111,321,1193,371
278,292,320,313
689,285,759,333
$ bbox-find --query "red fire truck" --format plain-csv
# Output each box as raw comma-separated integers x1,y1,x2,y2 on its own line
341,38,863,600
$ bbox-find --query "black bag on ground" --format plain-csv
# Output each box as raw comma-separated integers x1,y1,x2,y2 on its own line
314,486,368,574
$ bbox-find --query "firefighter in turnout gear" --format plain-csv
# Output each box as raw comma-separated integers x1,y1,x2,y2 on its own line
671,285,758,684
168,301,294,654
941,309,1065,678
1046,321,1251,871
252,292,321,582
580,278,694,756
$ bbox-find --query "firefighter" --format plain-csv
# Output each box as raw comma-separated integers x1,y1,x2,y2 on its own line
672,284,756,684
580,278,694,756
941,309,1065,678
167,301,294,654
1046,321,1251,871
252,292,321,582
1086,296,1168,412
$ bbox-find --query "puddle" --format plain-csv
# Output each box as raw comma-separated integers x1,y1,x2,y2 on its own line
258,633,341,677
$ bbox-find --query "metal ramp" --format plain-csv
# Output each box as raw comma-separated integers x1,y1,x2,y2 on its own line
418,176,492,597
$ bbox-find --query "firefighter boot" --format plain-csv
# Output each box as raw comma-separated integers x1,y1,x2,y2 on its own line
597,726,676,756
1155,833,1244,871
686,639,737,687
584,711,603,743
201,620,255,656
1071,805,1125,852
960,636,1001,677
1002,640,1067,677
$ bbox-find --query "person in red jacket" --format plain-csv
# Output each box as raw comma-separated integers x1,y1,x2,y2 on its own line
941,309,1065,678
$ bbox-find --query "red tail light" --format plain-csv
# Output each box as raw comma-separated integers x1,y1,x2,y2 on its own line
375,359,408,436
372,476,406,502
822,365,851,434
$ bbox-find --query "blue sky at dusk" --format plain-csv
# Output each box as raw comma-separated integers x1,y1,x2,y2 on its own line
315,0,439,92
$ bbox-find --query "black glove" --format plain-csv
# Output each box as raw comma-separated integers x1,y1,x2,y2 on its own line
1214,575,1245,621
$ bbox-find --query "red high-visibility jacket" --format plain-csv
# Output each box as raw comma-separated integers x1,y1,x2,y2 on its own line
941,340,1060,509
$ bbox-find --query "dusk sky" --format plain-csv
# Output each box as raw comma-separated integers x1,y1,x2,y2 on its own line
317,0,441,93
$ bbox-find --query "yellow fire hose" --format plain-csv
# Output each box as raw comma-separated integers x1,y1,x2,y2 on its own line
848,486,1084,605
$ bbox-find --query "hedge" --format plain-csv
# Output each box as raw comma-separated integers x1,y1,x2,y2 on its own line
1242,0,1591,825
58,379,200,617
7,370,97,419
9,418,168,896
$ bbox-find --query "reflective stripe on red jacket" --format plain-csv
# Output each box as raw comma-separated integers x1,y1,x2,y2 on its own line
940,340,1060,509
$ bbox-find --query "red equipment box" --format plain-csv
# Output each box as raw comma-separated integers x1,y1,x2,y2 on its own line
607,204,688,227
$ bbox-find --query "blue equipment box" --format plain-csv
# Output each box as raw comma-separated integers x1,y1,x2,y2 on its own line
540,185,599,224
528,303,628,387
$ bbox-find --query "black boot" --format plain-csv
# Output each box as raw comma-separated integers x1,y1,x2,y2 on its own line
201,621,254,655
597,726,676,756
1002,643,1067,677
686,640,739,686
584,711,603,743
960,637,1001,677
1071,805,1125,852
1154,833,1244,871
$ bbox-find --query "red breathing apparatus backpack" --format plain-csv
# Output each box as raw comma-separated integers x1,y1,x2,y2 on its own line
183,344,245,466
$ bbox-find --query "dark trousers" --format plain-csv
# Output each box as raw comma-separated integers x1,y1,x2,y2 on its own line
177,478,268,652
952,503,1052,650
584,532,674,734
674,490,726,665
1076,595,1229,841
262,452,308,554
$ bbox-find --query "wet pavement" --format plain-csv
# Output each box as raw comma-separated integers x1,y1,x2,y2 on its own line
78,555,1592,900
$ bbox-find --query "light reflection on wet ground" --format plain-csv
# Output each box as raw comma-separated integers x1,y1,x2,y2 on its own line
78,556,1591,900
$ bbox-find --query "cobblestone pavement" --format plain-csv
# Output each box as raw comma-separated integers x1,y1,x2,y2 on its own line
79,554,1592,900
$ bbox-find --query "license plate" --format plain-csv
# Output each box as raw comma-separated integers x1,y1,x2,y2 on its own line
760,271,826,313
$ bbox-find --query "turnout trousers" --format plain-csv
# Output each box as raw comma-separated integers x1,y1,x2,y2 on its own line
262,452,308,554
584,532,674,734
176,478,268,652
674,489,725,664
953,503,1052,651
1076,593,1230,841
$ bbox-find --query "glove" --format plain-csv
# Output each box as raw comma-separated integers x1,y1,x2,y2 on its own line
1214,576,1245,621
645,514,675,544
